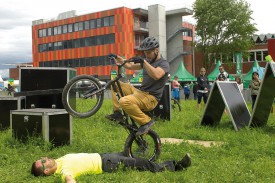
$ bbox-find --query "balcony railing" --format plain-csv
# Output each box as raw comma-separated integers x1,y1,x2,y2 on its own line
134,21,149,32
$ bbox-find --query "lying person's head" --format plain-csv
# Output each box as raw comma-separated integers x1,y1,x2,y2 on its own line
31,157,56,176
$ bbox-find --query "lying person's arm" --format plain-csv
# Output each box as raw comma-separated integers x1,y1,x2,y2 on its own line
65,175,76,183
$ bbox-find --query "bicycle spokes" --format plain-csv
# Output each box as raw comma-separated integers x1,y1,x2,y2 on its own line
62,75,104,118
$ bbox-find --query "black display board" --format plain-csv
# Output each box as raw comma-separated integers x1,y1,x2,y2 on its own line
249,62,275,127
201,81,251,131
19,68,76,109
20,68,76,91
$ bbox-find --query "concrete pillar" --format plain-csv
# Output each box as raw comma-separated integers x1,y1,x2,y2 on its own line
148,4,167,59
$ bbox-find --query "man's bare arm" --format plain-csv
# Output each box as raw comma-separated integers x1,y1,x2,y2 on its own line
143,60,165,80
65,175,76,183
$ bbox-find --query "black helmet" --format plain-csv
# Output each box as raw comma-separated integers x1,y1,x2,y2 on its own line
139,37,159,51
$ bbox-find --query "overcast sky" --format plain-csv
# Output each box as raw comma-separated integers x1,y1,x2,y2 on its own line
0,0,274,70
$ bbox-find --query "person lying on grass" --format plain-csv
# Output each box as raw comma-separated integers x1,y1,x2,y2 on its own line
31,152,191,183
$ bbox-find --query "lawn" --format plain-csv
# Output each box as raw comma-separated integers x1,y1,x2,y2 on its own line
0,99,274,183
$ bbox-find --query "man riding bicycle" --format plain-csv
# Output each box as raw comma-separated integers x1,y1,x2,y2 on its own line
105,37,170,136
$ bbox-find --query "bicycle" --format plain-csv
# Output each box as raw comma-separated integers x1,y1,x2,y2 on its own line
62,54,161,161
171,98,181,112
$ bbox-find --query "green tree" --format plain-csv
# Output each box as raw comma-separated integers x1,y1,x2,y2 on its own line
193,0,257,68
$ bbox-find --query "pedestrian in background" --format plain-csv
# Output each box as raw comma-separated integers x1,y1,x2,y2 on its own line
249,72,261,110
172,75,180,102
197,68,209,111
184,83,190,100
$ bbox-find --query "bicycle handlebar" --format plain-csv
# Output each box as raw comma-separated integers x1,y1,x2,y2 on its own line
108,53,144,65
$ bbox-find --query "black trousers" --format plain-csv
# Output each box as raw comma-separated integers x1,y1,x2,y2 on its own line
251,95,257,109
100,153,176,173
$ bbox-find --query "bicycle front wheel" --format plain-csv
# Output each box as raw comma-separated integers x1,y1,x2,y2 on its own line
124,130,161,162
62,75,104,118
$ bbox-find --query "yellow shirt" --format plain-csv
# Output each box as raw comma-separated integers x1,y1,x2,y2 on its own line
55,153,103,181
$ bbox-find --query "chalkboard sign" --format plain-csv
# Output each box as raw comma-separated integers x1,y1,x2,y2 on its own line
249,62,275,127
201,81,250,131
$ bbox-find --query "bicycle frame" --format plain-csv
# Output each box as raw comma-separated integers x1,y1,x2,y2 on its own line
82,60,139,133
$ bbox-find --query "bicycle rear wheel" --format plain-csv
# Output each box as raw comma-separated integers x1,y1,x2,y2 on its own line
62,75,104,118
171,98,181,112
124,130,161,162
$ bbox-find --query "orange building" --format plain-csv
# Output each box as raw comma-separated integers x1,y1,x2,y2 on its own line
32,7,149,80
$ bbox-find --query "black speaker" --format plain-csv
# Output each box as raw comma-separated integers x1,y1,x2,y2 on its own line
20,67,77,91
132,83,171,121
0,97,25,129
19,68,77,109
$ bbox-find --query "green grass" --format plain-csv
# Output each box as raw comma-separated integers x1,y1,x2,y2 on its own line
0,100,274,183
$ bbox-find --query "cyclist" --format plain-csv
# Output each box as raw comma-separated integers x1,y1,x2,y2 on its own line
105,36,170,136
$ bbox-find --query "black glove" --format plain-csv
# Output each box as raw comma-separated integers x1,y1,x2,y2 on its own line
108,53,118,59
130,56,144,64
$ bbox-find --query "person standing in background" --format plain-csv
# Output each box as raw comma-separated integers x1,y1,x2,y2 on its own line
249,72,261,110
183,83,190,100
216,65,229,81
235,76,243,95
197,68,209,111
172,75,180,102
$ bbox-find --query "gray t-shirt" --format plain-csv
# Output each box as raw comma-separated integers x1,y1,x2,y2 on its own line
140,57,170,100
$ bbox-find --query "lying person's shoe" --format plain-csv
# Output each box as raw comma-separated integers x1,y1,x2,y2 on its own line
105,111,124,122
136,120,155,136
175,153,191,171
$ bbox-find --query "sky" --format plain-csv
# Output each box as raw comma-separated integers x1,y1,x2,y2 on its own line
0,0,274,73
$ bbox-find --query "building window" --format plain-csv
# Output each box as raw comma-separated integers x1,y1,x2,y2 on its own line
109,34,115,44
47,28,52,36
96,36,103,45
48,43,53,51
57,26,62,34
79,22,84,31
79,58,85,67
256,51,262,61
68,24,73,32
72,59,79,67
42,29,47,37
103,17,109,27
74,23,79,32
249,52,255,62
135,34,139,47
39,44,43,52
38,29,43,38
57,42,63,50
91,57,98,66
85,58,91,66
110,16,114,25
52,61,59,67
54,42,58,50
63,25,68,34
67,40,73,49
85,37,92,46
84,20,90,30
79,38,85,47
90,19,95,29
263,51,268,60
53,27,58,35
243,52,249,62
39,62,44,67
98,56,105,66
96,19,101,28
73,39,80,48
